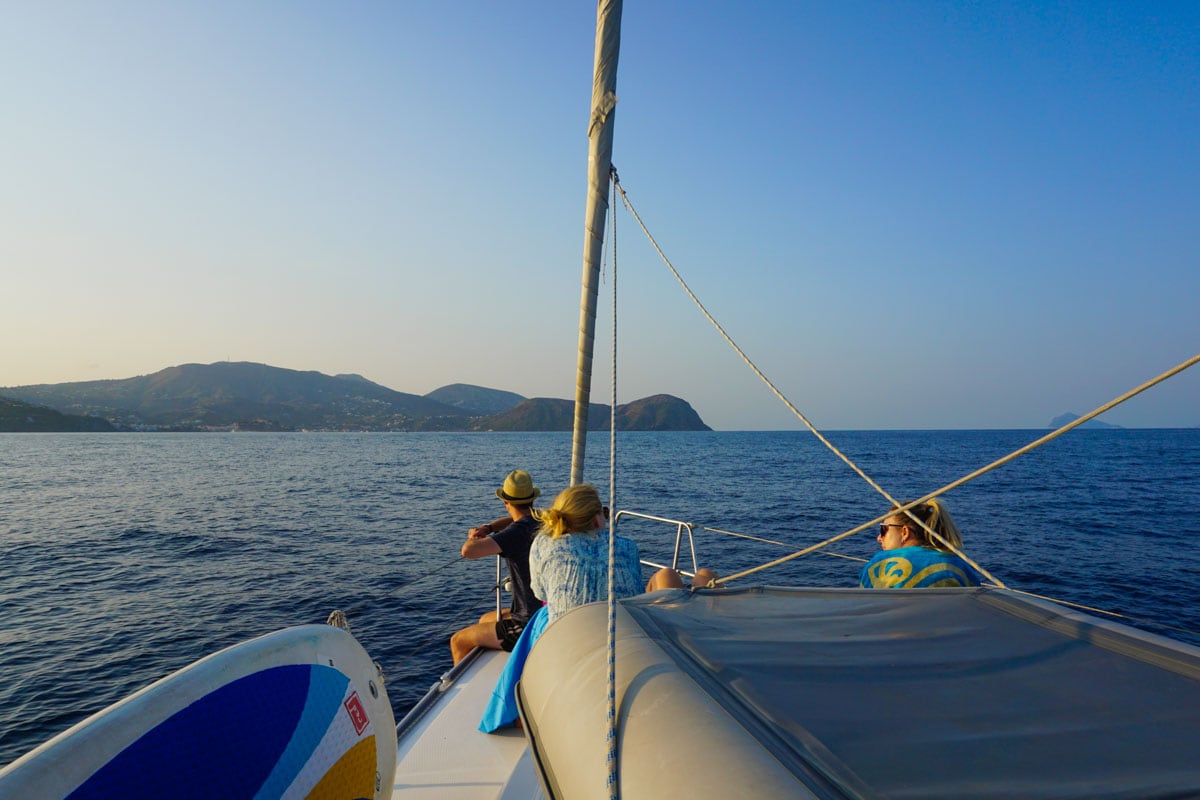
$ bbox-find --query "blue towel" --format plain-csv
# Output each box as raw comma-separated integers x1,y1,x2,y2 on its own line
478,605,550,733
860,545,983,588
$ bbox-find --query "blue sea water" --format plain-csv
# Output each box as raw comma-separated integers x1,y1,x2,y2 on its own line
1,428,1198,767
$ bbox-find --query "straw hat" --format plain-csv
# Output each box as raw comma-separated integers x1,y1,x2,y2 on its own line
496,469,541,504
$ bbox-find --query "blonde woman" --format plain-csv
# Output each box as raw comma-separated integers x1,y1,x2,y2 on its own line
860,498,984,588
530,484,643,621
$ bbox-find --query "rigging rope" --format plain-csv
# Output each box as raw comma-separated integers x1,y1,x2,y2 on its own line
611,177,997,585
605,167,620,800
611,174,1200,592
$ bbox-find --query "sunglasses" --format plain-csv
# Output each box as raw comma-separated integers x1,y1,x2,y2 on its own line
878,522,906,537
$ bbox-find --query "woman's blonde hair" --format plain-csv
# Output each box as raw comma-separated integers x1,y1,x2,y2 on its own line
896,498,963,551
536,484,603,540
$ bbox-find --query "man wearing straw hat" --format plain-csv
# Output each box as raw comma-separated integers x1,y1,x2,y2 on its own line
450,469,543,664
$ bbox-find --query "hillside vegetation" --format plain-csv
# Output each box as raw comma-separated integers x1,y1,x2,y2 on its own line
0,397,115,432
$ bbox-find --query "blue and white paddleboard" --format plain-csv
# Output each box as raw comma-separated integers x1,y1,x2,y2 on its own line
0,624,397,800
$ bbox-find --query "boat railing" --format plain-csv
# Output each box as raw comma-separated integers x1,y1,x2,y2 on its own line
613,509,701,578
616,508,873,585
493,554,504,618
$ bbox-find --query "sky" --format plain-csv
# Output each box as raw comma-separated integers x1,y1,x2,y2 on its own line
2,1,1197,430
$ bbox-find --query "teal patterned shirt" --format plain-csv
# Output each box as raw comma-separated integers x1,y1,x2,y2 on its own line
530,532,643,621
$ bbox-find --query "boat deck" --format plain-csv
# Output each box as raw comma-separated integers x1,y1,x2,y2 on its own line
392,648,542,800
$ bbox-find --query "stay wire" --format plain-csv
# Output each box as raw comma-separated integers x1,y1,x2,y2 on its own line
394,578,510,664
385,554,467,596
331,554,469,624
612,183,914,528
612,176,996,582
1002,587,1200,639
325,555,493,677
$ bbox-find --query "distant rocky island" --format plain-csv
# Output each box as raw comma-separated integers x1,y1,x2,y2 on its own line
1047,412,1122,430
0,362,711,433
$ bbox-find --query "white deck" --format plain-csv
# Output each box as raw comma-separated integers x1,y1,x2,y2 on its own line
391,649,542,800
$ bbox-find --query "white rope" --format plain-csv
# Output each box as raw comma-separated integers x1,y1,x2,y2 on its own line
613,175,1199,589
613,181,904,508
613,178,996,583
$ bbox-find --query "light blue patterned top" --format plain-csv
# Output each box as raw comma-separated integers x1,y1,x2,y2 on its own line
530,532,643,621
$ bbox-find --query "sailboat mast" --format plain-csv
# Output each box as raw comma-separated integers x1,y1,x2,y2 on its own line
570,0,623,486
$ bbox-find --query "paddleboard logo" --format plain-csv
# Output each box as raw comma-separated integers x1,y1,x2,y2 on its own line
344,691,370,735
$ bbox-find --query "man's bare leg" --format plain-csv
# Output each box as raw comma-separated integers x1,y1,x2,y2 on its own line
450,619,505,664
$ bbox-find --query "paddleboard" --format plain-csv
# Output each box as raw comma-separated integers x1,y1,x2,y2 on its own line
0,624,397,799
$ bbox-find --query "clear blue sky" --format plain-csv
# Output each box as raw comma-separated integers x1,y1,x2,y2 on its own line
2,1,1197,430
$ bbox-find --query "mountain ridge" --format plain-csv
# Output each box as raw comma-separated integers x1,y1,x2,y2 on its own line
478,395,711,432
0,362,709,432
425,383,525,416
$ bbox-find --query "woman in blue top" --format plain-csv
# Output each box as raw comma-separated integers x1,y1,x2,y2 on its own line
529,483,644,621
480,483,717,731
860,498,984,588
528,484,714,612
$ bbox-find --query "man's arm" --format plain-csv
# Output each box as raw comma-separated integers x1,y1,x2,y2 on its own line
462,535,502,559
468,515,515,540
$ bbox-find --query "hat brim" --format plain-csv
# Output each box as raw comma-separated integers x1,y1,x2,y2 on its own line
496,487,541,503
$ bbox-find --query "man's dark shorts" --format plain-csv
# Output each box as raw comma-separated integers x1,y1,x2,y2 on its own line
495,617,527,651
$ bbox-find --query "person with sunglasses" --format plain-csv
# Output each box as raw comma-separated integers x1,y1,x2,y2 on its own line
860,498,984,588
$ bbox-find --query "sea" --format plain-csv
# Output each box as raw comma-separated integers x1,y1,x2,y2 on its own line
2,428,1198,767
